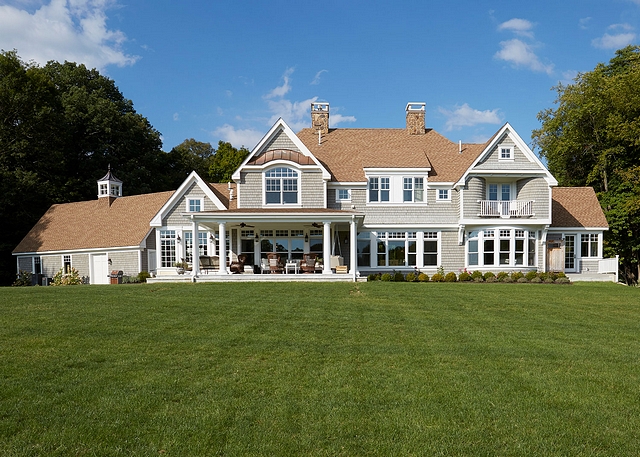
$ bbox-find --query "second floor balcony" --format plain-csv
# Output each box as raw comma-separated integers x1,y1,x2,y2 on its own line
478,200,534,218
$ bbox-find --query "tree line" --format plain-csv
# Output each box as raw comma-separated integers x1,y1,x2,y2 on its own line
533,45,640,285
0,50,247,285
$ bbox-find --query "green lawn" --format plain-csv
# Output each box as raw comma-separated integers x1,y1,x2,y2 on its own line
1,282,639,456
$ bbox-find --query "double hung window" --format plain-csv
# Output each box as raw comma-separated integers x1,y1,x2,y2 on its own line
403,177,424,202
369,177,390,202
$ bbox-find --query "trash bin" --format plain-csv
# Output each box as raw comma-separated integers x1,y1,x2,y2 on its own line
110,270,123,285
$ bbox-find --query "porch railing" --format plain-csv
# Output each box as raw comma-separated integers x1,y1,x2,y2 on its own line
478,200,534,218
598,255,619,283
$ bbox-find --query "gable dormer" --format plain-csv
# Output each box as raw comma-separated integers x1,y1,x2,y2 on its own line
232,118,331,209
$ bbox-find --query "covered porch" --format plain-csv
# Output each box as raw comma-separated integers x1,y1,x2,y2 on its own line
155,209,364,282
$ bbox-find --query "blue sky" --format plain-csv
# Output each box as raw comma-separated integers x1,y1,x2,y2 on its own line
1,0,639,152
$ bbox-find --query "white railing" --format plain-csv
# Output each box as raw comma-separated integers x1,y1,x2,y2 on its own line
598,255,619,283
478,200,534,218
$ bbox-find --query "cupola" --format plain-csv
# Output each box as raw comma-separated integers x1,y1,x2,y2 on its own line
97,165,122,205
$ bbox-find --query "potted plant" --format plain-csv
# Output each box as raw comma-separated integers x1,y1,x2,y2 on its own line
174,259,190,275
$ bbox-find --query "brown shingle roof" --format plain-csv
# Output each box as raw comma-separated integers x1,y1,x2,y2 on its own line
296,128,487,182
208,182,236,210
13,191,174,254
551,187,608,228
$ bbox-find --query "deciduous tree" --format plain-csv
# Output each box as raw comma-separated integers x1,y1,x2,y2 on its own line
532,45,640,284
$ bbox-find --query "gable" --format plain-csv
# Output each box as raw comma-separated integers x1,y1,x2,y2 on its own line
150,171,226,227
457,123,558,186
232,118,330,181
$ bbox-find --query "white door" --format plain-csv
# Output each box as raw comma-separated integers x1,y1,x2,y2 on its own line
91,254,110,284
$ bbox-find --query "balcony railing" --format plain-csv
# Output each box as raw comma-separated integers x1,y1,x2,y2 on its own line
478,200,534,218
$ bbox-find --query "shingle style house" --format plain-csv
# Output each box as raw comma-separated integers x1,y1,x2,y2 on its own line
13,102,610,282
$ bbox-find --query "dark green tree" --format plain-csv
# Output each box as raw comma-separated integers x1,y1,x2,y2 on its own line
0,51,172,285
209,141,249,183
532,45,640,284
167,138,215,184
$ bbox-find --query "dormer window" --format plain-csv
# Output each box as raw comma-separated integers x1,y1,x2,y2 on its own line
265,167,298,205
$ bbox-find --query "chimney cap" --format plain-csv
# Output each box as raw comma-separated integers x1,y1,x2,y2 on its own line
311,102,330,112
406,102,426,112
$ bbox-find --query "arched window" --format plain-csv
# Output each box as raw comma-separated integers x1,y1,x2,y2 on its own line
265,167,298,204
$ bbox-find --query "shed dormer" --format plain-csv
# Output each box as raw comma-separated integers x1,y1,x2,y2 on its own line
97,166,122,204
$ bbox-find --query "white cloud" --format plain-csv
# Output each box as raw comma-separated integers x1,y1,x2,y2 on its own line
498,18,534,38
579,17,592,30
212,124,265,150
173,112,179,121
609,23,634,31
494,39,554,74
311,69,328,85
560,70,579,85
0,0,137,70
214,68,356,147
592,32,636,49
438,104,502,131
264,67,294,99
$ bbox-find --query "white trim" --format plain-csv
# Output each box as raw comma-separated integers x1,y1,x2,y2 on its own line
186,197,204,213
232,118,331,181
436,188,451,201
456,123,558,187
336,188,351,202
151,171,225,227
498,146,514,161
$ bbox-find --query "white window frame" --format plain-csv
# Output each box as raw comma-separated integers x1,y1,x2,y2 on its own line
437,189,451,201
368,176,391,203
422,231,440,267
467,228,537,268
499,147,513,161
581,233,600,258
403,177,424,203
336,189,351,202
264,166,300,206
186,198,203,212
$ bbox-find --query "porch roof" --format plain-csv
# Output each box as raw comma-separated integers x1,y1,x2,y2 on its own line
185,207,364,224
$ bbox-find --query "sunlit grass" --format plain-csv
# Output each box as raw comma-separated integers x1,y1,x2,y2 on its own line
0,282,638,456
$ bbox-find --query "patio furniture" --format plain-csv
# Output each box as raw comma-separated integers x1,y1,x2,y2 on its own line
267,253,284,274
260,258,270,274
285,259,300,274
230,254,246,274
199,255,219,273
301,253,317,274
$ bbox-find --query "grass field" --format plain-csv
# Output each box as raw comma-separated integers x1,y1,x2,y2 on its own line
0,282,639,456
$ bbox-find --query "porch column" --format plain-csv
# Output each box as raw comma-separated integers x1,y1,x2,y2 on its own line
191,220,200,278
350,217,357,281
322,221,332,274
219,222,229,274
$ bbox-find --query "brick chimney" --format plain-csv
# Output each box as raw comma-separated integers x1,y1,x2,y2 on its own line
406,102,426,135
311,102,329,135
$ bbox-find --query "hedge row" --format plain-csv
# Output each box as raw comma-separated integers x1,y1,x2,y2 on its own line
367,270,570,284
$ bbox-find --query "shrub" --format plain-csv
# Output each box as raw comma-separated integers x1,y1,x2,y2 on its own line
418,273,429,282
549,272,559,281
12,270,32,287
485,276,497,283
557,272,567,278
496,271,509,281
525,270,538,281
483,271,495,281
538,272,549,281
502,276,514,283
458,271,472,282
405,272,416,282
137,271,151,283
556,277,571,284
444,272,457,282
473,276,484,282
544,277,555,284
393,271,405,282
511,271,524,281
367,273,379,281
52,267,83,286
517,277,529,283
380,273,392,282
471,270,484,280
530,276,542,283
431,273,444,282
